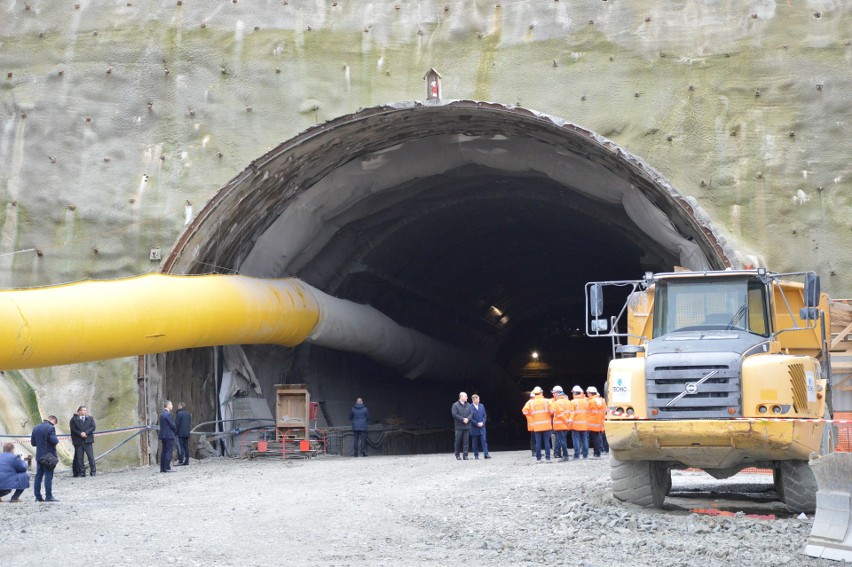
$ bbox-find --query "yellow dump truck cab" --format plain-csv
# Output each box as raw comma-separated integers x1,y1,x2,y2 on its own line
586,269,831,512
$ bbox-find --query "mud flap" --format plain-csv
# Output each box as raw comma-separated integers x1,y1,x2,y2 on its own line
805,453,852,561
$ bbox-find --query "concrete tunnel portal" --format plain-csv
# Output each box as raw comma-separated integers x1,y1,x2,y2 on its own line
156,101,733,453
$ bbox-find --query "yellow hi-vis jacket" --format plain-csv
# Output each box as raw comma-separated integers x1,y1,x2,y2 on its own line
551,396,571,431
522,393,553,432
568,394,589,431
586,394,607,432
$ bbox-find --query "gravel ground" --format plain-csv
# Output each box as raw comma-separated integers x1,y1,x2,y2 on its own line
0,451,828,566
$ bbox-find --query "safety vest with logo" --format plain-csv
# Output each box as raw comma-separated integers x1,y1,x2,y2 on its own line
586,395,606,432
522,394,553,432
551,396,571,431
568,395,589,431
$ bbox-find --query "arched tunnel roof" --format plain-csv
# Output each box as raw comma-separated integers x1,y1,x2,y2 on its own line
164,100,733,353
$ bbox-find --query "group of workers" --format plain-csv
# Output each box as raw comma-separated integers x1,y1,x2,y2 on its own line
523,385,608,463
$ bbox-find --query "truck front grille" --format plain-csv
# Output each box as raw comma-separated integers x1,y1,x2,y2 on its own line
647,363,741,419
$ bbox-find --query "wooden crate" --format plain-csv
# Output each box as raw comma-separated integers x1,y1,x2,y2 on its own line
274,384,309,441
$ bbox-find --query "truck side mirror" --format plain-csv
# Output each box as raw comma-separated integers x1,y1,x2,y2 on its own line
804,272,820,308
590,283,604,317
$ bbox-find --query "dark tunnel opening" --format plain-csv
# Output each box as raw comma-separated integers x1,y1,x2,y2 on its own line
158,101,732,456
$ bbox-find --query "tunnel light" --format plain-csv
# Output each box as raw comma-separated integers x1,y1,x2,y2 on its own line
499,316,510,325
489,305,503,318
531,351,539,361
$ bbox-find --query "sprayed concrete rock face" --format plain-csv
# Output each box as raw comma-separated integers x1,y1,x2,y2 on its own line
0,2,850,463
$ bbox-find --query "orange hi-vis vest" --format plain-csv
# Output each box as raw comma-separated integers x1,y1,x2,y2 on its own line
586,394,606,432
569,395,589,431
522,394,553,432
551,396,571,431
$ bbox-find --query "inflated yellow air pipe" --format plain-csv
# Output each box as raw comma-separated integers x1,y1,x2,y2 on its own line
0,274,320,371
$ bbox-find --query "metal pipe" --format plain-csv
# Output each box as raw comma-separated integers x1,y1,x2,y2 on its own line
0,274,492,381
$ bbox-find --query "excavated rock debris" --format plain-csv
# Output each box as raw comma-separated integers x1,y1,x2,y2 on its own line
0,451,825,566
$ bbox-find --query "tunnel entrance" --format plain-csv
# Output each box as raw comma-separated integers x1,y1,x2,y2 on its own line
154,101,734,455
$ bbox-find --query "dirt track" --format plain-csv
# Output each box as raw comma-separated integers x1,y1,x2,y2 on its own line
0,451,826,566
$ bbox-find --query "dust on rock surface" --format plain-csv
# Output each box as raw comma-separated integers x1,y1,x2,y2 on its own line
0,452,825,566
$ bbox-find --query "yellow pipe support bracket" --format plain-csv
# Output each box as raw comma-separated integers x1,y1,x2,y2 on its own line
0,274,320,371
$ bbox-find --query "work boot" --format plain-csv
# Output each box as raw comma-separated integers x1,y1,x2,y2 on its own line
463,455,469,460
484,455,491,459
456,454,461,460
474,455,479,460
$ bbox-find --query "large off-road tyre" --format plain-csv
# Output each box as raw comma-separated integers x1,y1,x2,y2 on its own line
611,458,671,508
773,468,784,501
777,460,817,513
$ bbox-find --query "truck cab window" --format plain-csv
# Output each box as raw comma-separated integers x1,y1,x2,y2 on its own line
653,277,769,337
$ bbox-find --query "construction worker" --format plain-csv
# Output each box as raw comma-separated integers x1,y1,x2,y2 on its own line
586,386,606,458
550,386,571,462
522,386,554,463
568,385,589,459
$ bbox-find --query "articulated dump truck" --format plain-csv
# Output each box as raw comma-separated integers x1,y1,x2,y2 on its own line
585,269,833,513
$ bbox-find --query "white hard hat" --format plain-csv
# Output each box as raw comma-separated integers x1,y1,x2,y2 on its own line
571,385,583,394
529,392,536,397
532,386,543,395
551,385,563,394
586,386,598,395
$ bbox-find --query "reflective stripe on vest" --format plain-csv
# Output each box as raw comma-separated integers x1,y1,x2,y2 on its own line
587,396,606,431
523,395,552,431
570,397,589,430
552,397,571,430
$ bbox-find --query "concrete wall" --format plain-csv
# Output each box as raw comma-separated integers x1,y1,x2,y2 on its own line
1,1,850,461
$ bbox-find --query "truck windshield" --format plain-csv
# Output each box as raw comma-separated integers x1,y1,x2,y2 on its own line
653,277,769,337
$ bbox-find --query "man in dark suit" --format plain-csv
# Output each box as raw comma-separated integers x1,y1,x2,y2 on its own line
30,415,60,502
70,405,96,477
158,400,177,473
175,402,192,466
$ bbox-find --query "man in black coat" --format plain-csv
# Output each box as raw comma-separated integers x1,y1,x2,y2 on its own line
30,415,60,502
349,398,370,457
158,400,177,473
175,402,192,466
451,392,473,460
70,405,96,477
